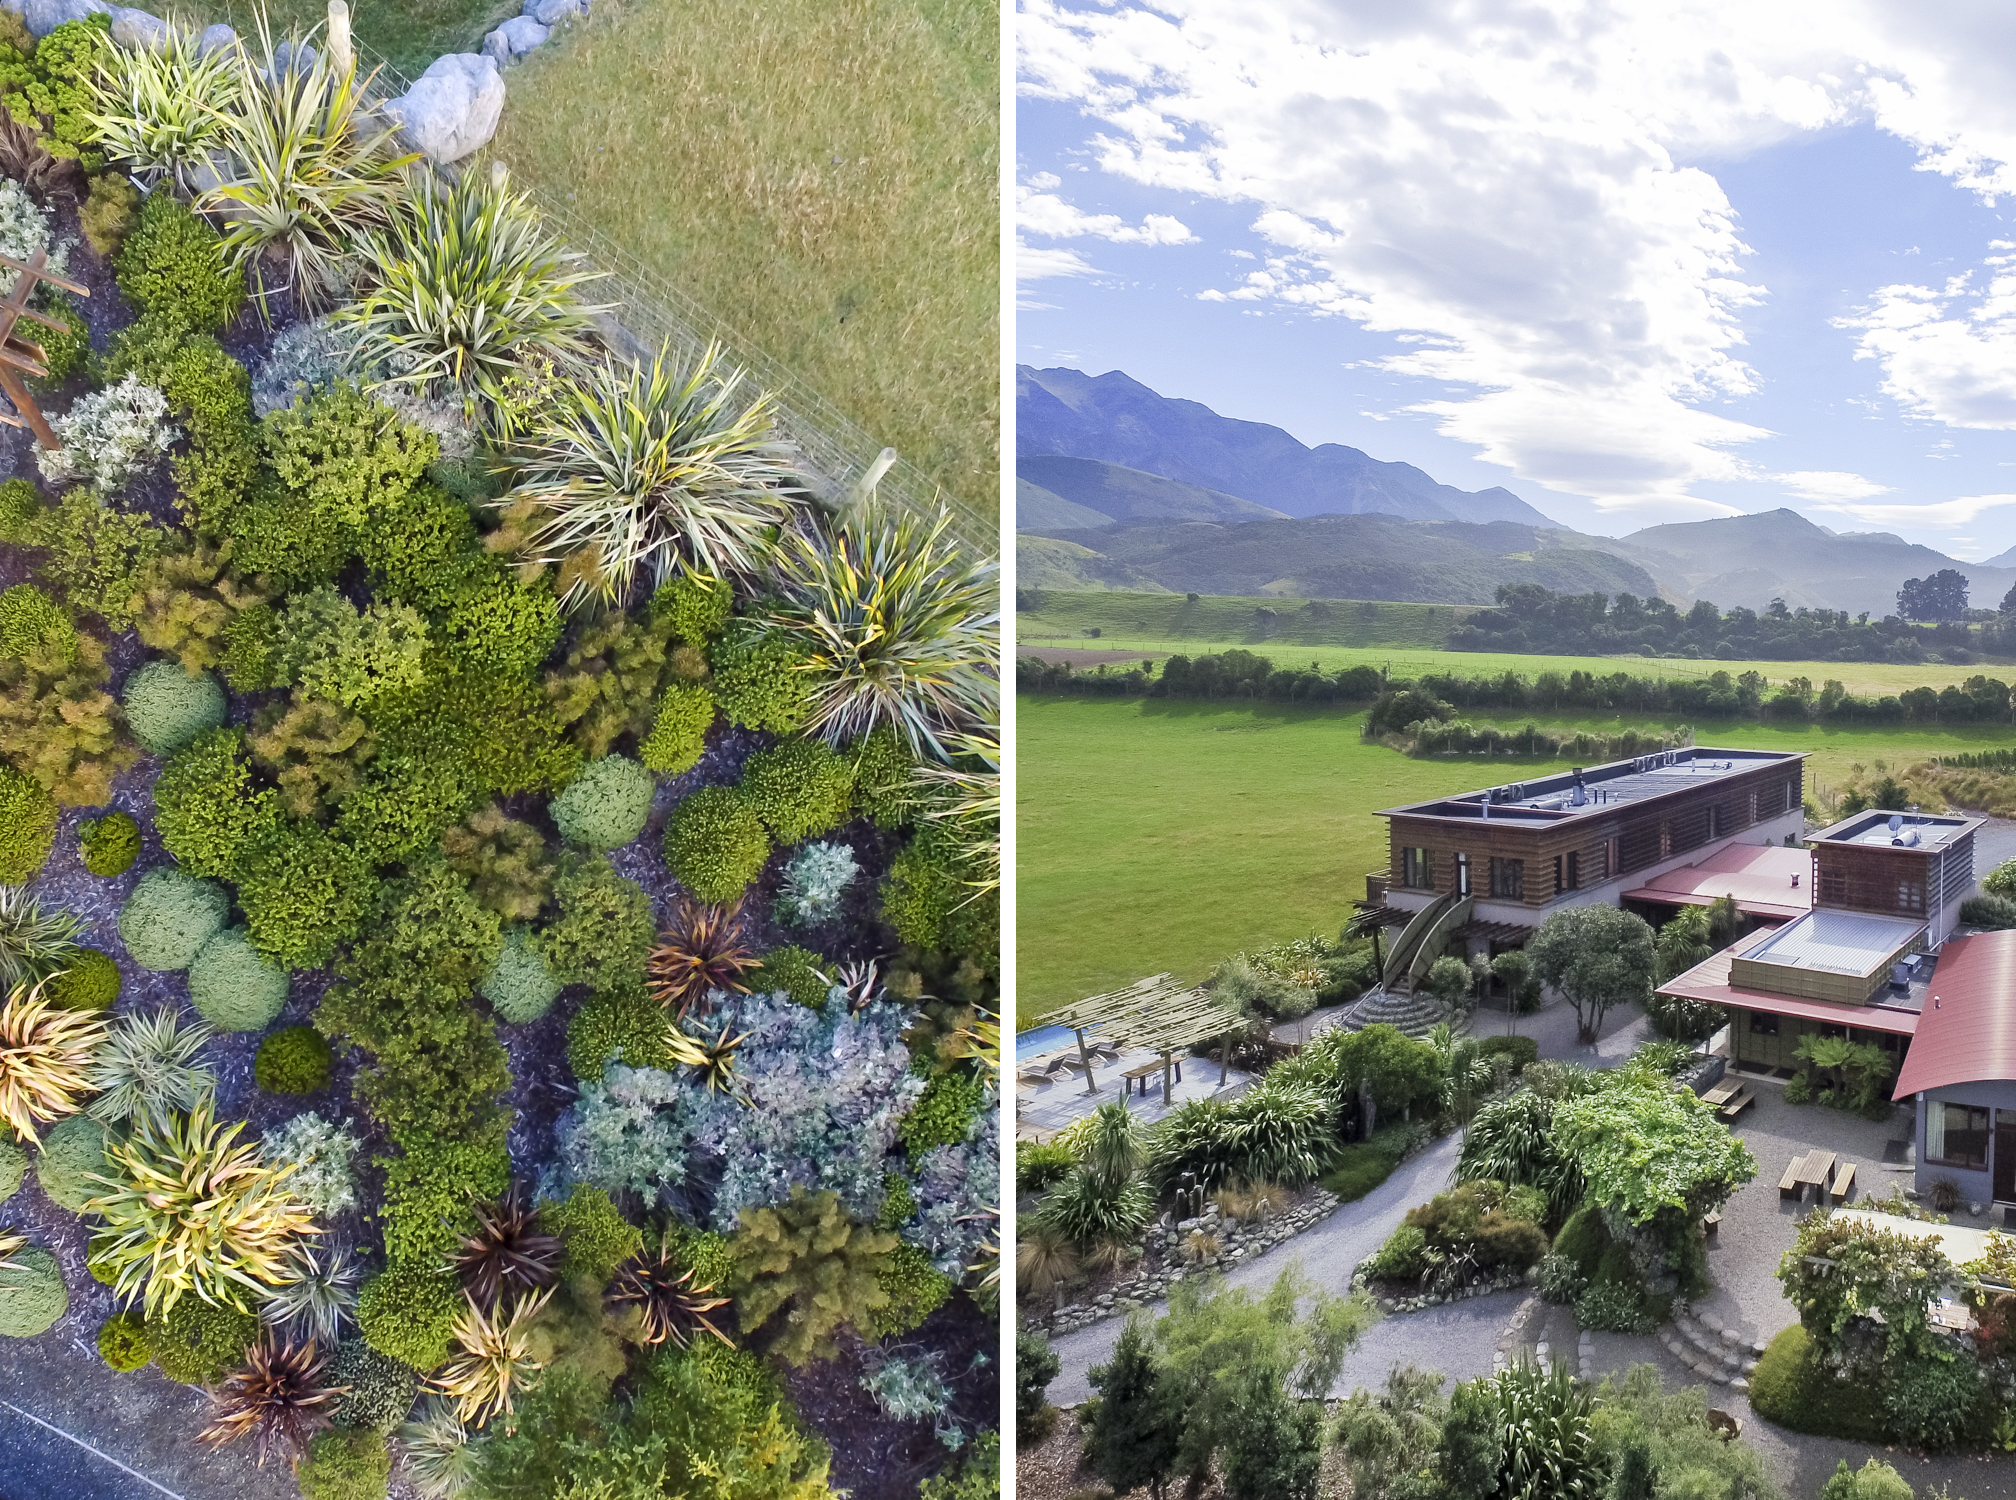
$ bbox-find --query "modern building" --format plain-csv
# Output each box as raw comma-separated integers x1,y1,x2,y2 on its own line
1892,930,2016,1206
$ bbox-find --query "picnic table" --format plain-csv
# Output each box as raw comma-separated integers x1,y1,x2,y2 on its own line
1701,1081,1740,1107
1122,1059,1182,1098
1779,1149,1836,1203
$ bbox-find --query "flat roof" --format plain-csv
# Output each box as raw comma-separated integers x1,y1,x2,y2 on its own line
1623,842,1813,921
1894,930,2016,1099
1743,909,1928,978
1657,925,1925,1036
1812,809,1984,853
1378,746,1805,826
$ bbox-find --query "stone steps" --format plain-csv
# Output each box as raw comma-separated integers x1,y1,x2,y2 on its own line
1340,986,1467,1040
1660,1303,1765,1390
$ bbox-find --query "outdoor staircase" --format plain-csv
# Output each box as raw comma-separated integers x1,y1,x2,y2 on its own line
1339,986,1466,1040
1659,1303,1766,1391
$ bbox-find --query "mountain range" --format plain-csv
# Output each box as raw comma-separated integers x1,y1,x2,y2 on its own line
1017,366,2016,616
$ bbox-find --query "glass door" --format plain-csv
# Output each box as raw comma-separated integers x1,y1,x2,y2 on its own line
1995,1113,2016,1203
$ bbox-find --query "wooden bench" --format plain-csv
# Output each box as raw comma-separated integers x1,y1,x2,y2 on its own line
1779,1153,1807,1200
1703,1210,1722,1240
1716,1088,1754,1122
1830,1162,1856,1205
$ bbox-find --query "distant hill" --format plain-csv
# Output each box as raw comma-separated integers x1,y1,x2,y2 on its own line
1025,513,1662,602
1018,365,1558,527
1016,534,1170,593
1016,455,1285,527
1982,542,2016,571
1016,477,1111,533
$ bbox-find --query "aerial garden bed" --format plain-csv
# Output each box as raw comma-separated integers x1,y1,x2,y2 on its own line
0,11,999,1500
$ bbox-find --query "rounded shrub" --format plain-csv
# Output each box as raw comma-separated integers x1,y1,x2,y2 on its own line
0,1247,66,1337
357,1262,458,1371
78,811,141,877
122,660,227,756
97,1310,151,1371
566,982,676,1079
0,582,74,658
549,754,655,851
1748,1325,1890,1441
650,571,732,643
0,477,39,542
1884,1349,1985,1451
739,737,855,843
481,926,562,1024
235,822,375,969
663,787,770,904
710,625,811,734
298,1429,391,1500
36,1113,109,1212
638,682,715,775
0,764,58,883
759,944,832,1008
328,1338,420,1433
114,190,246,334
46,947,122,1012
188,926,291,1032
255,1025,331,1093
147,1296,260,1384
118,866,230,970
848,725,915,830
0,1130,24,1202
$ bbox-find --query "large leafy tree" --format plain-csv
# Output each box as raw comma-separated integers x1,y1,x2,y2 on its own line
1526,904,1656,1044
1897,568,1969,622
1550,1075,1757,1229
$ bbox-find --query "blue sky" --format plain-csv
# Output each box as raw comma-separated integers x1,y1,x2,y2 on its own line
1016,0,2016,560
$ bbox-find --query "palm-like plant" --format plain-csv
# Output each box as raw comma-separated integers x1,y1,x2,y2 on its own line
0,886,87,987
663,1016,750,1097
84,21,243,194
834,959,882,1012
198,18,416,316
398,1400,480,1500
86,1094,318,1316
0,982,111,1144
645,899,757,1019
430,1288,552,1428
261,1240,360,1346
339,167,607,413
607,1226,731,1348
451,1185,560,1311
767,505,998,760
85,1006,216,1125
199,1337,339,1465
491,344,802,610
914,728,1001,897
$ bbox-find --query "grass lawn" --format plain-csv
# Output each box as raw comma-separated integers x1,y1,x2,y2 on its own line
194,0,517,78
1016,694,2016,1022
1019,592,1474,650
480,0,997,513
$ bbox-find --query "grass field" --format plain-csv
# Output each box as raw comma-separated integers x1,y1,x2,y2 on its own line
196,0,515,79
1016,694,2016,1023
1019,592,1472,650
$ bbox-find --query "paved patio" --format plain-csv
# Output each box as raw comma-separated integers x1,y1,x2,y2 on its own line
1016,1044,1259,1136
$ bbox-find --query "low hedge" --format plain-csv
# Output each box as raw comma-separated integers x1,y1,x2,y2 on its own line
1476,1035,1539,1074
1748,1325,1890,1442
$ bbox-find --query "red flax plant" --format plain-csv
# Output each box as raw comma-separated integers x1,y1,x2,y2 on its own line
200,1337,340,1465
645,897,758,1020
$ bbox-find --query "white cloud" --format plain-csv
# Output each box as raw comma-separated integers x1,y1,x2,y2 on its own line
1016,0,2016,511
1776,470,1894,502
1017,184,1198,245
1808,493,2016,527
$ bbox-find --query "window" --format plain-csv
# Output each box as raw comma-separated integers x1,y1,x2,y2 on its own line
1819,867,1847,905
1659,821,1673,860
1455,852,1471,897
1708,804,1722,839
1928,1102,1990,1169
1489,857,1524,900
1748,1012,1778,1036
1402,847,1434,890
1551,851,1580,895
1749,789,1759,823
1601,836,1619,879
1898,878,1925,914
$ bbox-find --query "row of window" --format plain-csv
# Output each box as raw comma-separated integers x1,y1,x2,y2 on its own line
1400,840,1618,897
1929,1102,1991,1171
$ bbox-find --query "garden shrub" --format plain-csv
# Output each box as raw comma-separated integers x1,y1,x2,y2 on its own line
357,1261,459,1371
663,786,770,904
542,1182,645,1286
1553,1203,1609,1281
127,538,267,678
152,726,283,880
261,1111,360,1218
0,582,72,658
272,587,430,712
440,804,553,921
376,1137,511,1266
219,601,280,689
439,571,562,679
45,947,119,1011
96,1309,150,1371
1882,1351,1984,1451
187,926,290,1032
328,1338,420,1433
248,696,374,818
549,753,655,851
1371,1222,1427,1281
80,170,139,256
120,659,225,756
710,624,812,735
0,477,38,541
651,572,732,643
881,824,998,972
99,329,258,538
0,629,137,805
35,1112,107,1211
903,1071,987,1157
1476,1035,1539,1075
114,190,245,335
355,481,484,610
255,1025,332,1094
870,1241,954,1338
775,840,859,927
16,484,163,629
0,764,57,882
0,1131,22,1201
482,925,563,1024
849,726,914,829
731,1186,898,1365
237,821,376,967
298,1429,391,1500
117,865,229,970
1748,1325,1890,1441
37,374,177,494
638,681,714,775
565,982,675,1078
1015,1140,1074,1195
739,737,854,842
77,811,140,876
540,855,655,996
145,1294,259,1384
542,611,678,759
0,1247,65,1337
1819,1460,1916,1500
1961,894,2016,931
759,944,832,1009
262,381,436,535
28,293,88,386
877,1174,918,1229
1574,1275,1654,1335
334,747,484,866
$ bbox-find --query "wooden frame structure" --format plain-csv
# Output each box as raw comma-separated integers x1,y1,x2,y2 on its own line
1041,973,1245,1102
0,248,88,449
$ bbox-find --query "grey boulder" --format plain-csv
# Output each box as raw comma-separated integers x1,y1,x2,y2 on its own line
22,0,109,38
522,0,584,24
481,14,548,64
271,38,317,73
107,5,168,49
194,21,235,56
383,52,505,163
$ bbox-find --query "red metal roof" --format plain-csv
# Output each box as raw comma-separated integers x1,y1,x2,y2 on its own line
1622,842,1813,922
1892,931,2016,1099
1657,926,1921,1038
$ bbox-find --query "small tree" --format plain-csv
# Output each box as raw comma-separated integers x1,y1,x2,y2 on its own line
1423,955,1473,1012
1015,1326,1061,1439
730,1186,897,1365
1220,1367,1321,1500
1084,1318,1181,1499
1778,1213,1951,1374
1527,905,1655,1044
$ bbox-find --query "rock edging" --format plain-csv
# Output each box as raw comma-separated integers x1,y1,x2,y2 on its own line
1351,1255,1538,1314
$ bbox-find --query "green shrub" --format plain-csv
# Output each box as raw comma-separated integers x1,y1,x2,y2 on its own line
427,455,499,504
439,572,562,679
0,583,73,658
328,1338,419,1433
356,481,484,611
848,725,915,829
377,1137,511,1267
219,601,280,689
77,811,140,877
870,1241,954,1337
1882,1351,1984,1451
1318,1143,1398,1203
758,944,831,1008
1748,1325,1890,1441
540,855,655,996
638,681,714,775
0,764,57,882
96,1309,150,1371
0,1247,66,1337
146,1295,260,1384
565,982,675,1078
710,624,812,735
1015,1140,1074,1195
549,753,656,851
0,477,38,542
663,787,770,904
35,1112,107,1211
542,1183,644,1286
152,726,283,881
28,292,88,386
256,1025,332,1094
80,171,140,257
46,947,120,1011
187,926,290,1032
117,865,229,970
0,1131,23,1202
739,737,854,843
1552,1203,1609,1280
237,822,375,967
482,925,563,1024
1961,894,2016,932
121,660,226,757
1370,1222,1427,1281
17,483,164,630
334,748,484,867
272,587,430,713
881,831,995,966
902,1071,986,1157
298,1429,391,1500
114,190,245,335
1476,1035,1539,1075
1819,1460,1917,1500
357,1262,459,1372
651,572,733,642
1574,1276,1654,1335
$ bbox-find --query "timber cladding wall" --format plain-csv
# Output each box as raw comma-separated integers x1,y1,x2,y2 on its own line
1727,924,1921,1004
1814,843,1930,921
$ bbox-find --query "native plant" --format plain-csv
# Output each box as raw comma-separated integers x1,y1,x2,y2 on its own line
0,981,108,1141
130,538,268,676
37,374,178,494
430,1289,553,1428
913,729,1001,897
200,1336,339,1464
645,899,758,1019
85,21,242,193
0,885,85,986
609,1226,732,1348
0,629,136,805
440,805,552,922
398,1401,478,1500
88,1095,319,1315
340,167,604,412
732,1186,899,1365
85,1006,217,1125
0,15,107,192
1038,1101,1153,1247
262,1240,361,1346
452,1186,561,1311
491,344,801,609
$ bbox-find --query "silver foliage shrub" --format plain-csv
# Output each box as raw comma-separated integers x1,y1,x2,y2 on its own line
904,1088,998,1276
